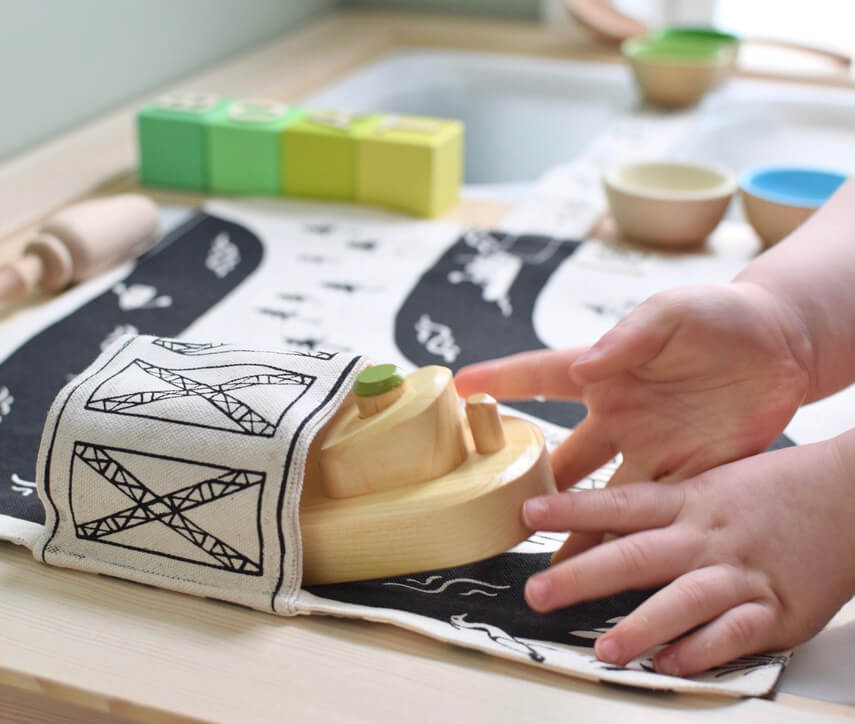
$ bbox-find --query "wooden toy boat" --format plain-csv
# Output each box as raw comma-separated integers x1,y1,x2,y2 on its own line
301,364,556,585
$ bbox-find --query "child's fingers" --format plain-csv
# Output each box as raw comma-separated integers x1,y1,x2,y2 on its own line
595,565,763,667
550,531,603,564
524,527,699,612
454,348,588,401
570,300,680,384
550,419,617,490
607,459,656,487
541,476,684,566
523,482,680,534
545,461,665,563
653,601,778,678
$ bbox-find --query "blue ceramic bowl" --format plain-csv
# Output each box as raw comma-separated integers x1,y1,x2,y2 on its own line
740,166,847,246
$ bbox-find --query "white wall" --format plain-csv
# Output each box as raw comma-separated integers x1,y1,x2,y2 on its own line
0,0,335,161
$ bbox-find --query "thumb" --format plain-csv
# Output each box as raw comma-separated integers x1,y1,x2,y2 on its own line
571,298,680,383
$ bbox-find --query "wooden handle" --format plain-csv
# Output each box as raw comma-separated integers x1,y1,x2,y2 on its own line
466,394,506,454
1,194,160,302
744,38,851,69
0,254,44,301
37,194,160,283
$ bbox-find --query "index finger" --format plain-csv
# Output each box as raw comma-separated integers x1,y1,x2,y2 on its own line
455,348,588,401
525,525,702,613
523,482,683,535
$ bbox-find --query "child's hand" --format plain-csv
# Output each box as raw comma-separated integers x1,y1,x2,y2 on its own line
456,281,811,489
521,433,855,677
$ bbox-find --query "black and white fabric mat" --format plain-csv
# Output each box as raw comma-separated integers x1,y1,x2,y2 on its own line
0,199,792,696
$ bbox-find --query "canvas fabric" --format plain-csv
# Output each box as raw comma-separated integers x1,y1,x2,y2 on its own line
34,334,362,615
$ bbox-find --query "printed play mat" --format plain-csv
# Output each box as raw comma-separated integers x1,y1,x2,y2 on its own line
0,197,794,697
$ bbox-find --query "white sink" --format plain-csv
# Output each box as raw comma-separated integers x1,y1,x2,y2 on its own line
669,79,855,174
305,49,855,196
303,49,636,185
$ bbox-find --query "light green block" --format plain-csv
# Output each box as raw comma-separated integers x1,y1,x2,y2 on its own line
282,112,382,201
208,101,303,195
356,115,463,217
137,92,231,191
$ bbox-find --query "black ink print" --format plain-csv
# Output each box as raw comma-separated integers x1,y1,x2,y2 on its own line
70,442,265,574
153,339,227,356
322,282,361,294
309,553,654,648
86,361,315,437
711,653,792,678
304,223,335,235
257,308,298,321
347,240,377,251
154,338,340,362
395,229,587,428
450,613,547,663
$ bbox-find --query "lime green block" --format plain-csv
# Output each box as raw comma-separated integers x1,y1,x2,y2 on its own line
282,112,382,200
138,93,231,191
356,115,463,218
208,101,303,195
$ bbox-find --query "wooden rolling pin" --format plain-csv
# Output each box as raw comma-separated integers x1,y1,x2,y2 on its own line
0,194,160,302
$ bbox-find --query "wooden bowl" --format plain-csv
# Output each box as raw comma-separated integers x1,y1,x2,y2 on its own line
740,166,848,247
604,161,737,248
621,34,735,108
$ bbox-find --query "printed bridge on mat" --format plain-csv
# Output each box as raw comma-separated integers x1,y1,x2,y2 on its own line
86,359,315,436
71,443,265,574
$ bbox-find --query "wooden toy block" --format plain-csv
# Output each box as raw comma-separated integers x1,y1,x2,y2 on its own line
301,364,556,585
356,115,463,218
138,92,231,191
282,111,382,201
207,100,303,195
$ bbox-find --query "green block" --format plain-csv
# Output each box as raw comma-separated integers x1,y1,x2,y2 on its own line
282,112,382,201
138,92,231,191
356,115,463,218
208,100,303,195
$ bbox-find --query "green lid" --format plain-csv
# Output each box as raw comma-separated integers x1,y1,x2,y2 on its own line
652,27,740,47
622,28,736,63
354,364,405,397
